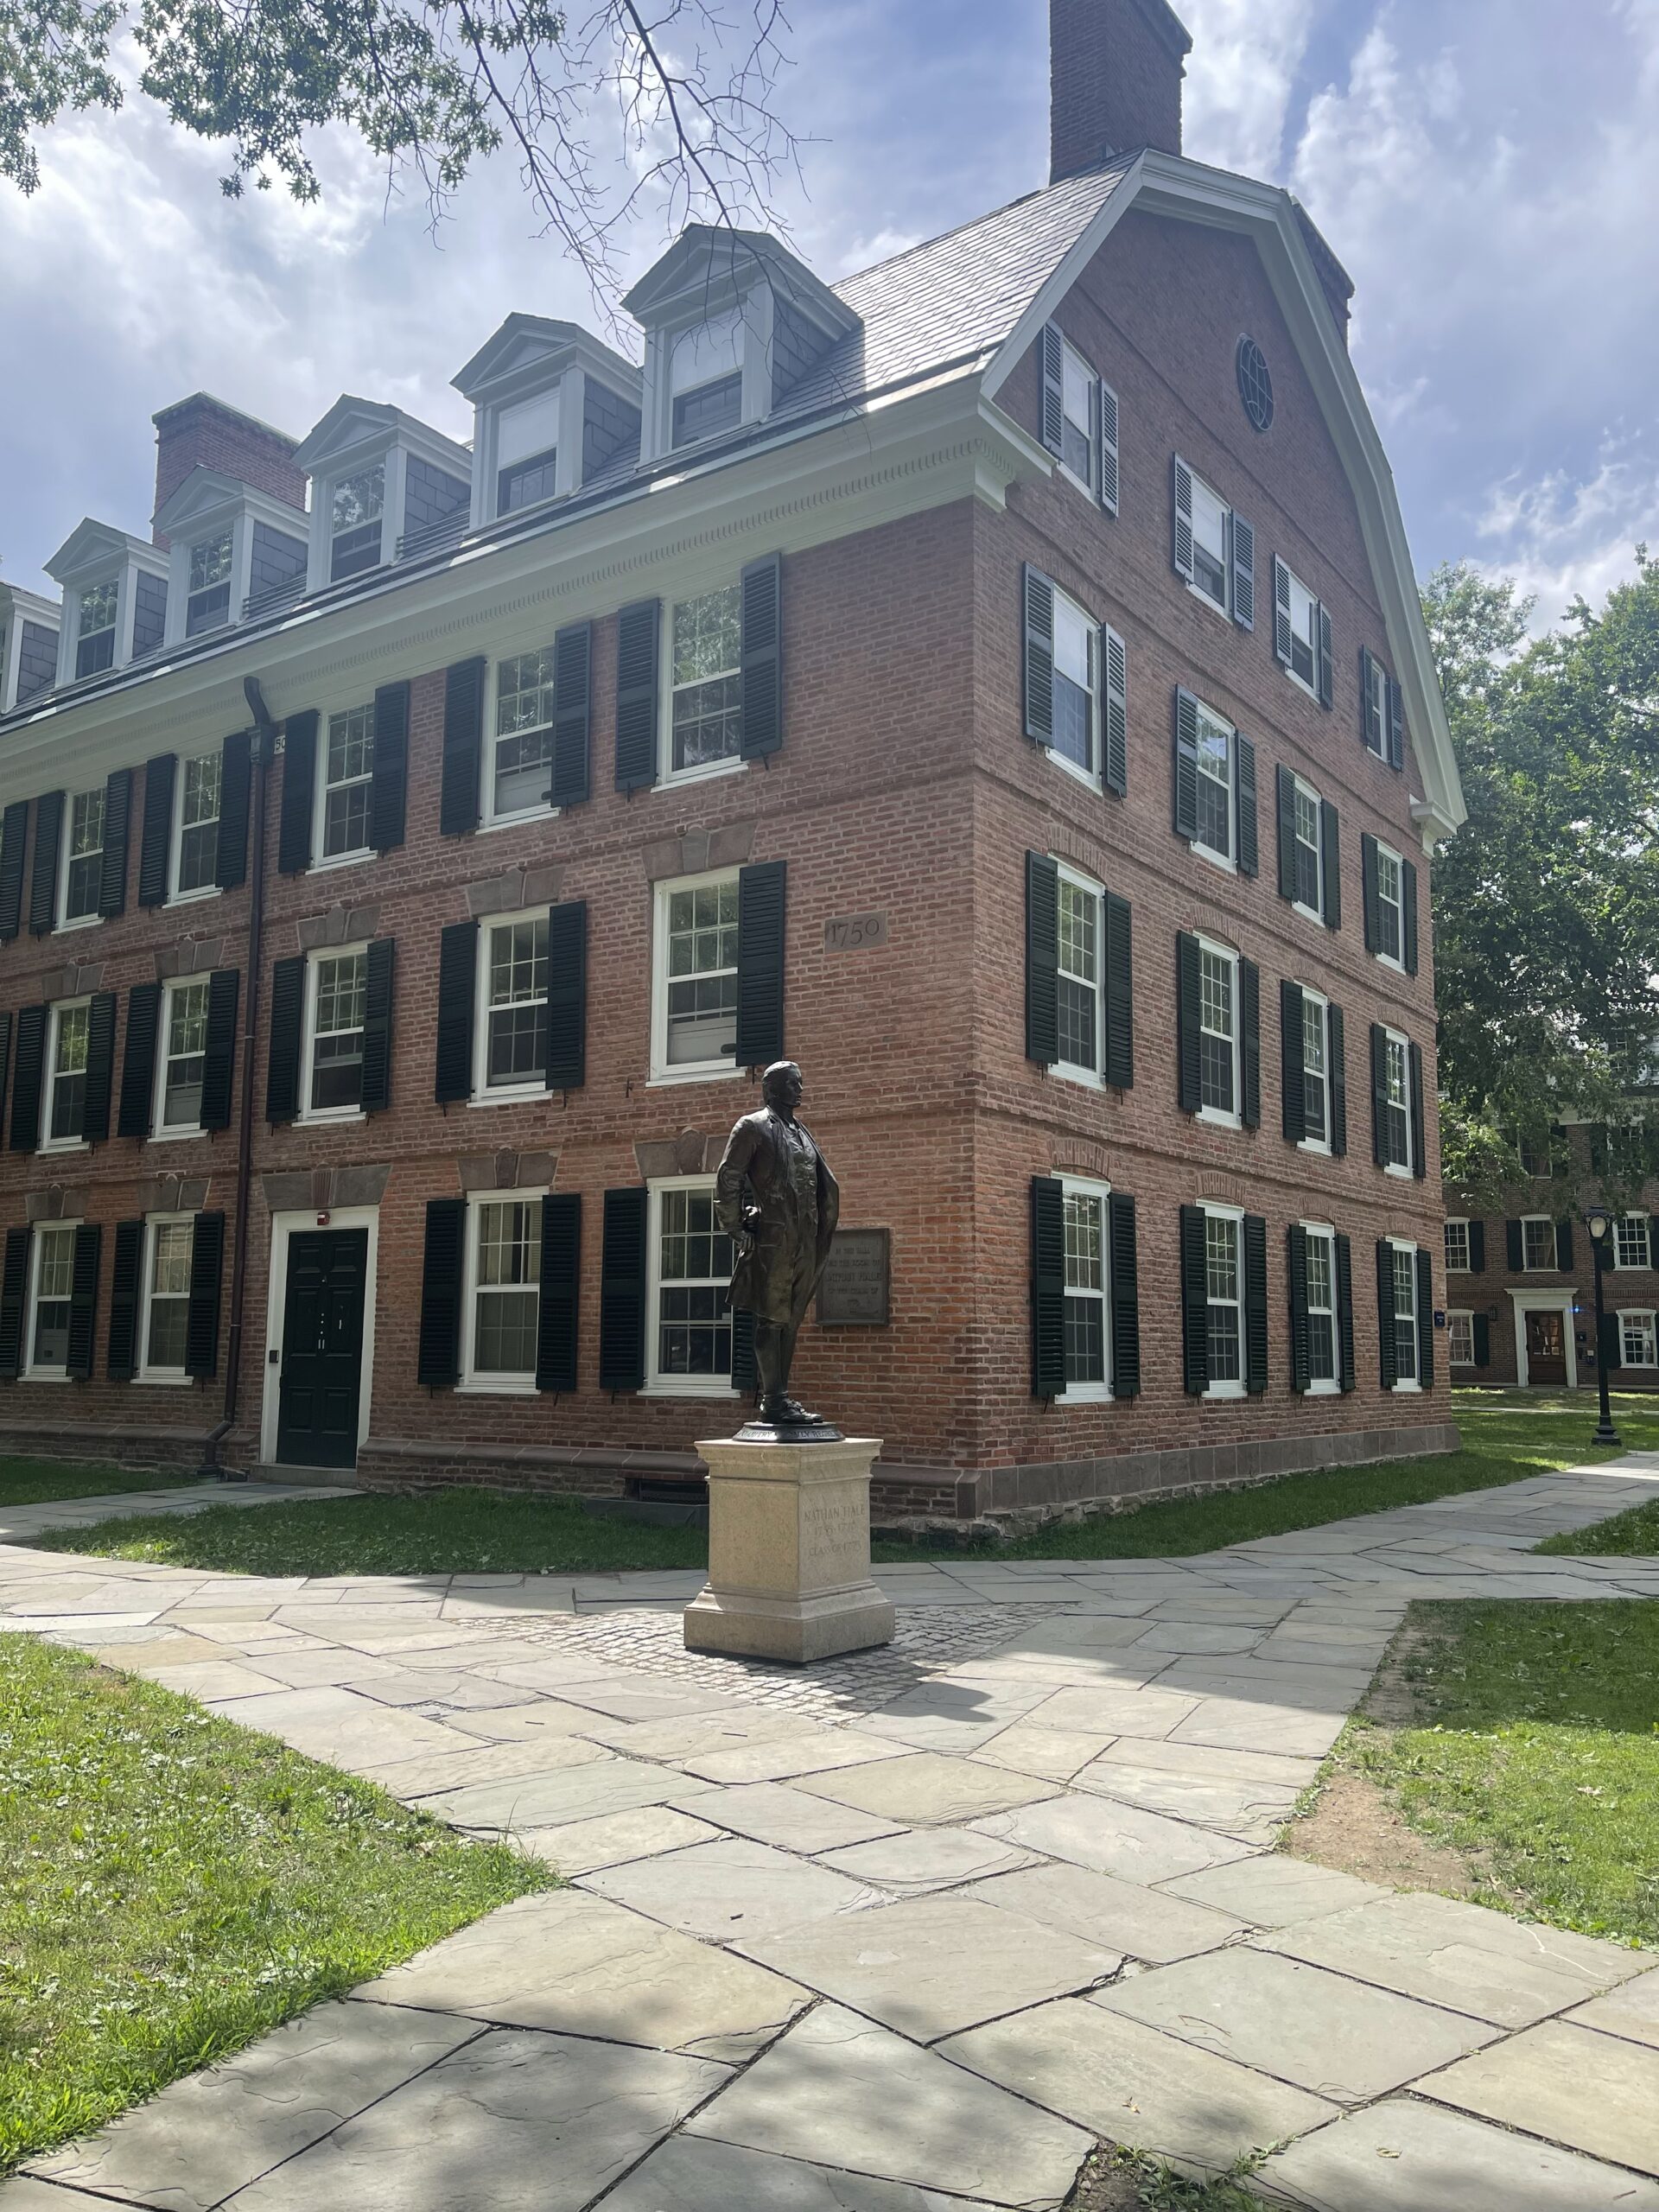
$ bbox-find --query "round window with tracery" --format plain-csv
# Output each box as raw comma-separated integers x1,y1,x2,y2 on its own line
1236,336,1274,432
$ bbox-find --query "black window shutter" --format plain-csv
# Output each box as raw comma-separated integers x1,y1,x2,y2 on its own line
1281,980,1306,1143
1370,1023,1389,1166
1287,1224,1310,1394
1230,513,1255,631
0,1226,29,1379
1173,689,1200,840
441,658,486,835
98,768,131,918
1336,1233,1357,1390
551,622,594,805
30,790,64,932
1275,765,1298,902
66,1223,102,1381
417,1197,466,1388
370,682,410,853
1361,832,1380,953
0,799,28,939
1472,1312,1491,1368
1109,1190,1140,1398
10,1005,46,1152
1102,626,1128,797
734,861,786,1070
1039,323,1065,454
614,599,661,793
1376,1240,1399,1389
0,1010,9,1139
1469,1219,1486,1273
599,1186,648,1391
1030,1175,1066,1398
1408,1040,1426,1180
361,938,396,1114
1180,1204,1209,1395
1402,860,1419,976
1172,454,1195,582
1416,1248,1434,1386
1025,852,1059,1067
1235,733,1258,878
199,969,239,1132
1273,556,1293,666
1103,891,1134,1089
739,552,784,762
137,757,175,906
107,1220,143,1380
1389,677,1406,771
730,1308,757,1397
435,920,479,1104
83,991,117,1145
1505,1218,1524,1271
545,900,588,1091
1097,381,1120,513
1317,602,1335,709
1023,566,1055,744
536,1192,582,1392
265,956,306,1125
1360,646,1382,753
185,1211,226,1379
1320,801,1342,930
1240,957,1261,1129
1328,1001,1348,1157
120,985,162,1139
1243,1214,1268,1393
1555,1217,1574,1270
278,711,318,874
216,733,251,890
1176,932,1203,1113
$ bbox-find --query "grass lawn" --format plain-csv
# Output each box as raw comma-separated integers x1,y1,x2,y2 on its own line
18,1391,1659,1580
0,1459,203,1510
1331,1599,1659,1949
0,1634,548,2171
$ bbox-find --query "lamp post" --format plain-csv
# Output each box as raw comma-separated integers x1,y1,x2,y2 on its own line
1586,1211,1623,1448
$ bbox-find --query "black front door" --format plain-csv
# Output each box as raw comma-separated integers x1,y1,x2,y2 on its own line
276,1229,368,1468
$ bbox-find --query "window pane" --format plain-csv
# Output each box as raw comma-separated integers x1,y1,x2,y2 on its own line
1523,1218,1555,1271
65,790,104,919
664,881,739,1066
671,373,742,447
1448,1315,1474,1364
671,588,742,772
1618,1217,1649,1269
1199,950,1235,1113
146,1298,189,1371
657,1187,734,1376
1445,1221,1470,1272
33,1226,74,1369
1194,716,1231,857
79,580,118,636
486,921,549,1088
311,953,366,1112
162,981,209,1128
473,1198,542,1375
1191,480,1228,605
177,753,221,892
1206,1212,1243,1379
323,707,375,855
1057,881,1098,1070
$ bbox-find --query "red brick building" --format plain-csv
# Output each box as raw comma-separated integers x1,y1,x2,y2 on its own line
0,0,1464,1526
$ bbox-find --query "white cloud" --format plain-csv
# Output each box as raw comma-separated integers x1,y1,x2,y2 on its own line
1180,0,1322,177
1477,441,1659,626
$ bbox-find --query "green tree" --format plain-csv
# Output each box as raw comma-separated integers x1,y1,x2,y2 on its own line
1425,556,1659,1210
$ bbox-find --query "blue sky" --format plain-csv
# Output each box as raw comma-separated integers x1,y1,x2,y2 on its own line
3,0,1654,626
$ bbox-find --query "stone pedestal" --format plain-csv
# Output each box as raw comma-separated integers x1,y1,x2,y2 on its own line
683,1434,895,1664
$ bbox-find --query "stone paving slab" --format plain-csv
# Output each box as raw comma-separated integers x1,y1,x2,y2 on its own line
1160,1854,1389,1927
1568,1965,1659,2050
601,2134,1010,2211
665,1779,906,1853
1416,2018,1659,2178
514,1804,725,1874
964,1860,1248,1964
971,1786,1255,1884
796,1751,1060,1826
582,1834,888,1942
815,1825,1041,1894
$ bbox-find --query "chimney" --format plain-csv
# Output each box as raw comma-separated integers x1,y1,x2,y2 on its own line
151,392,307,547
1050,0,1192,183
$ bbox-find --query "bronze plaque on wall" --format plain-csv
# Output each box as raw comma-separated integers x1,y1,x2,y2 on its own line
817,1228,891,1325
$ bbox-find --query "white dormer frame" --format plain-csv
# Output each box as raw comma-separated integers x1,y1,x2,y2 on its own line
45,521,171,690
0,583,63,715
293,399,474,591
153,470,310,648
452,317,643,529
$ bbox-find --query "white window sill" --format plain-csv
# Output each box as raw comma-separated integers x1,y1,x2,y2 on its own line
56,912,101,934
662,756,747,792
39,1139,89,1157
640,1382,740,1401
1393,1379,1423,1395
1292,900,1325,928
1190,839,1237,877
150,1124,204,1144
1306,1377,1341,1396
648,1064,742,1089
298,1108,367,1128
1057,1383,1113,1406
1297,1137,1332,1159
1186,578,1231,623
1049,748,1102,796
309,849,374,876
21,1369,71,1383
1059,460,1095,500
1198,1105,1243,1133
1375,950,1407,977
165,886,220,910
1449,1357,1477,1368
480,804,562,836
1204,1380,1246,1402
1384,1162,1413,1180
1285,665,1319,704
1055,1063,1106,1093
1446,1268,1472,1278
457,1377,537,1397
134,1370,190,1387
467,1087,548,1110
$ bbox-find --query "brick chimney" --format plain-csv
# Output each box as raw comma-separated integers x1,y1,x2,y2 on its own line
1050,0,1192,182
151,392,307,547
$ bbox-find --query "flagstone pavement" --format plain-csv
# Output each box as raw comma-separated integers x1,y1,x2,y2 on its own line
5,1459,1659,2210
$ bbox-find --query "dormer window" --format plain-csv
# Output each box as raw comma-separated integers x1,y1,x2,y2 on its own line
186,528,234,636
496,389,562,513
453,316,642,524
155,471,307,645
671,310,745,448
0,588,62,711
46,523,171,683
331,466,385,582
76,581,118,677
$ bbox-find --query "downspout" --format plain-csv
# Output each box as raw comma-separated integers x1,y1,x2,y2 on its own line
199,677,275,1481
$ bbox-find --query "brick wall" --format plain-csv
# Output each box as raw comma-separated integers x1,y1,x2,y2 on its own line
152,395,306,545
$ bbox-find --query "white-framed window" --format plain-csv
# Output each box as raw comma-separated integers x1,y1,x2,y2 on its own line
1048,588,1100,785
1189,471,1231,613
75,578,119,678
1198,938,1240,1128
461,1192,543,1391
329,464,385,582
1290,775,1324,918
1280,563,1320,696
1620,1311,1656,1367
1192,700,1236,866
1204,1205,1245,1400
1058,336,1096,493
154,977,209,1136
42,1000,91,1150
139,1216,194,1379
301,950,367,1122
1391,1240,1420,1386
670,311,744,448
665,584,742,779
1447,1310,1476,1367
1616,1215,1651,1271
171,751,221,899
652,870,740,1084
1518,1132,1553,1179
645,1177,737,1393
474,915,549,1100
1304,1221,1339,1393
1298,986,1331,1154
495,387,562,515
317,704,376,861
1363,651,1390,758
488,648,557,823
1056,864,1104,1087
1058,1175,1112,1402
185,527,234,637
25,1223,77,1376
1381,1027,1413,1175
1522,1215,1556,1273
1374,842,1405,968
60,786,105,925
1444,1218,1471,1274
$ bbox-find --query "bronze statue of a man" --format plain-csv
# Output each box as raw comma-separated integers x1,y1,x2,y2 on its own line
715,1060,839,1426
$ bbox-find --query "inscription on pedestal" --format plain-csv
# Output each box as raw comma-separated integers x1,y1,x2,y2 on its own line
817,1227,890,1325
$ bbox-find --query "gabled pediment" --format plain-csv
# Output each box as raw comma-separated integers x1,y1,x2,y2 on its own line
625,226,859,341
45,519,163,586
452,316,642,407
293,397,402,474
